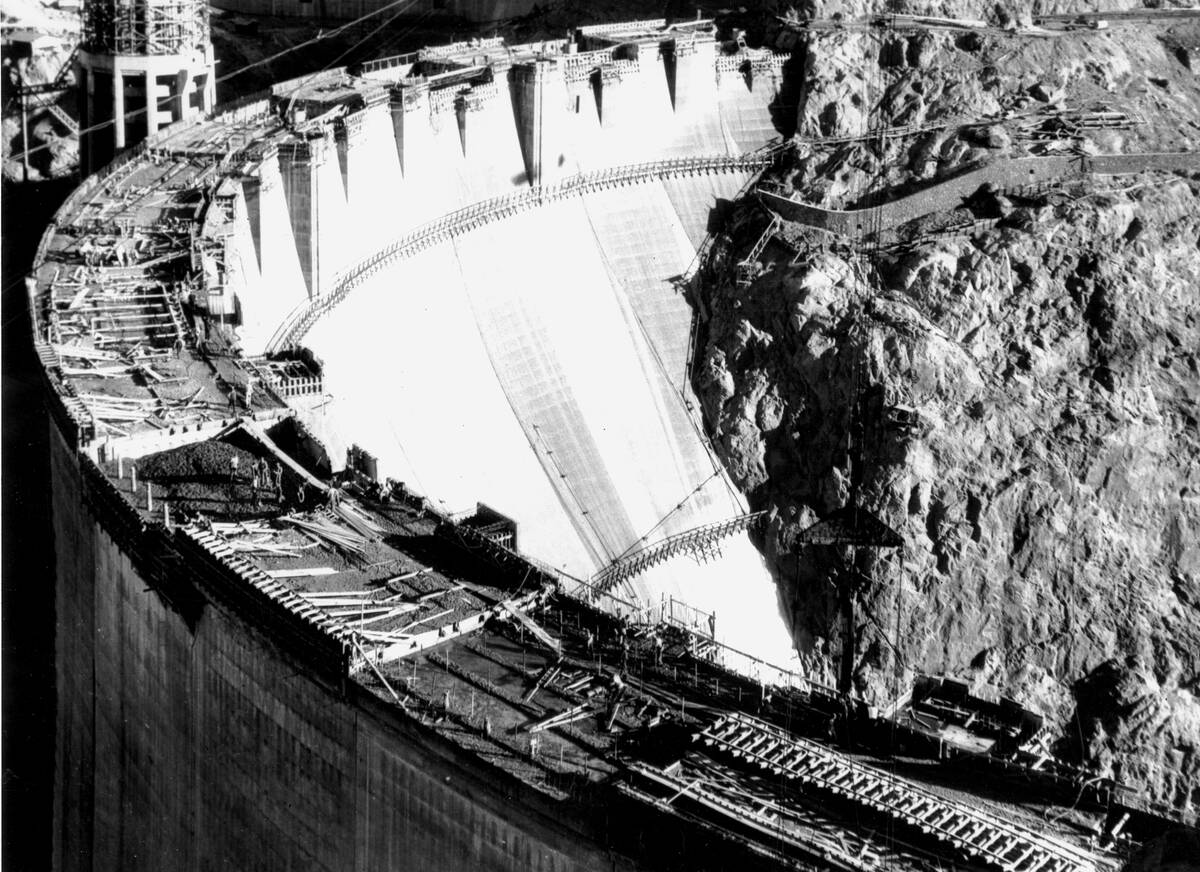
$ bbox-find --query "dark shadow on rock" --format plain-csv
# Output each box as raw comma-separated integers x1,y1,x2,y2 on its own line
768,48,808,139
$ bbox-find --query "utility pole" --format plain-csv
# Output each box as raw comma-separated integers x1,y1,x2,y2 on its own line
20,89,30,181
839,561,856,696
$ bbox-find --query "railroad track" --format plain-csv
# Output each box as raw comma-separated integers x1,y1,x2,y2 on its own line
697,712,1102,872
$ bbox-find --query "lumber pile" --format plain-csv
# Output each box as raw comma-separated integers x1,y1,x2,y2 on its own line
332,501,383,540
208,520,311,557
81,387,206,432
281,512,369,558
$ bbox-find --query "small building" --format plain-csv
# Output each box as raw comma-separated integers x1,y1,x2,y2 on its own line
460,503,519,551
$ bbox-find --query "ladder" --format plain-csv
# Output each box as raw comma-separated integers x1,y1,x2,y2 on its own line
501,601,562,657
696,712,1099,872
735,213,782,287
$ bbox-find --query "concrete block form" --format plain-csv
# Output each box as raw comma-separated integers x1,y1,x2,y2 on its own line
276,135,326,300
511,59,572,186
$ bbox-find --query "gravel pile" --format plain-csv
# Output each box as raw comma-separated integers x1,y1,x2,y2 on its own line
139,440,302,519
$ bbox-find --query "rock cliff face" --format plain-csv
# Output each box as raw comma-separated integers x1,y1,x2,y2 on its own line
696,15,1200,812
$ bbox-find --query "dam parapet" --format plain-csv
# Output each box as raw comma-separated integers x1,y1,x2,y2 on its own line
33,20,795,352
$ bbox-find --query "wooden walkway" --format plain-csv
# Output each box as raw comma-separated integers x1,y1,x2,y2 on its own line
266,144,791,352
589,511,768,597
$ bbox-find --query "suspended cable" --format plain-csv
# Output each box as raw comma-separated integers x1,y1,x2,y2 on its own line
611,469,724,564
218,0,424,87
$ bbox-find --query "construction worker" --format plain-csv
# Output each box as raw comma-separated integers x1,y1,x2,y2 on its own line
244,376,255,411
229,453,240,482
273,462,284,500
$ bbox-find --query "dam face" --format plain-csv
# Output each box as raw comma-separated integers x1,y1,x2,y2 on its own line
35,21,812,872
261,37,799,661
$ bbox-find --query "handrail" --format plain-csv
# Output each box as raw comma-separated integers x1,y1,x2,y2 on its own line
438,513,827,696
358,50,422,74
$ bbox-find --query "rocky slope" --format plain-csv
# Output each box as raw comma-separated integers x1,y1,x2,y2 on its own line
695,13,1200,813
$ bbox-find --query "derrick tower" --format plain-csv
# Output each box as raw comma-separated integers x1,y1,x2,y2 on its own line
76,0,215,174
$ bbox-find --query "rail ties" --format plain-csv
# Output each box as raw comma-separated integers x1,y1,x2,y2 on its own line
697,712,1099,872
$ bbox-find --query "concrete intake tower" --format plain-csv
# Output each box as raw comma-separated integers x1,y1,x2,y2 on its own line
76,0,215,173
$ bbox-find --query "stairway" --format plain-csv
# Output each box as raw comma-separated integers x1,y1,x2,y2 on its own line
696,712,1100,872
589,511,768,596
735,213,781,287
164,288,193,350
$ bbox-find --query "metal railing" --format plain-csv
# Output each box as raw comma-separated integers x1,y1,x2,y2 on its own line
358,51,422,75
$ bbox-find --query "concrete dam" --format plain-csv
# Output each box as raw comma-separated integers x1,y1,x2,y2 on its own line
186,28,800,662
32,13,1174,872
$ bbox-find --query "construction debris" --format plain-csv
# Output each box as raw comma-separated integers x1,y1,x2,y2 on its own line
280,513,368,558
265,567,337,579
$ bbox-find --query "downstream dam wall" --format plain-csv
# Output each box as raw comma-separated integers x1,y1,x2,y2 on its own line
50,423,650,872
